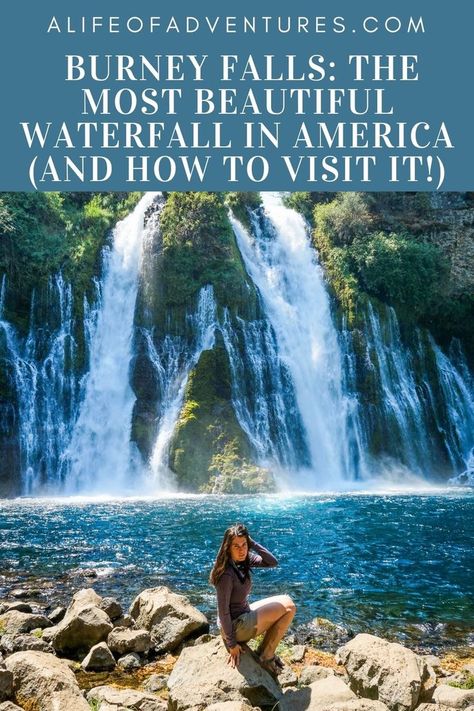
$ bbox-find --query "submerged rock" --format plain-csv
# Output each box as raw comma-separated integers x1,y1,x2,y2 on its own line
293,617,353,651
5,650,89,710
167,636,281,710
129,587,208,653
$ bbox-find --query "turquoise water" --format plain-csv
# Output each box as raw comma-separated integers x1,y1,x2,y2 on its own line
0,492,473,652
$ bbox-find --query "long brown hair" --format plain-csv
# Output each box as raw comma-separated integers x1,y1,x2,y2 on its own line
209,523,251,586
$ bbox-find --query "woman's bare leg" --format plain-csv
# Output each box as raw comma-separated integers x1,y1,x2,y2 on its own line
250,594,296,661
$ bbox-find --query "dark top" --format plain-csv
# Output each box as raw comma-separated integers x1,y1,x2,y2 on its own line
216,538,278,649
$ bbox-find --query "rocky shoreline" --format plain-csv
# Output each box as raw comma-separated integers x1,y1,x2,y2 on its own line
0,585,473,711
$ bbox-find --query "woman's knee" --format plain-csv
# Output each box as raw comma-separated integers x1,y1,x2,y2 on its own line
282,594,296,615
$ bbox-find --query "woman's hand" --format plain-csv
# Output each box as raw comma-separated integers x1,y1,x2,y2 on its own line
227,643,243,668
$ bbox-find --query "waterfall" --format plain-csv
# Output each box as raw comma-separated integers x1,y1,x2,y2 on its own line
145,285,217,490
230,193,356,487
63,192,161,493
0,275,78,494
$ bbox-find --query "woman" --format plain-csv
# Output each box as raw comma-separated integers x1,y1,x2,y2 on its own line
210,522,296,676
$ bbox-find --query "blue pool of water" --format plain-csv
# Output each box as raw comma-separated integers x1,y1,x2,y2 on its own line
0,491,473,652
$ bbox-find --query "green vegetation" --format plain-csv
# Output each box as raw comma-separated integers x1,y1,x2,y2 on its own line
0,191,142,330
154,192,256,324
282,191,335,223
169,341,272,493
224,191,262,230
449,674,474,690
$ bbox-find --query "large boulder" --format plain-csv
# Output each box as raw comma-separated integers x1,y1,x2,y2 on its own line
0,634,53,655
167,636,281,710
280,676,357,710
0,611,51,635
5,650,89,710
108,627,152,654
432,685,474,708
48,588,113,655
299,665,335,685
87,684,167,709
336,633,433,711
129,587,208,653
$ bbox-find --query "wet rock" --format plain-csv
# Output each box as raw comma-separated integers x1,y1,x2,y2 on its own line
167,636,281,710
299,665,335,685
293,617,353,652
144,674,168,692
280,676,356,710
49,588,113,655
48,606,66,624
0,633,53,655
81,642,116,672
130,586,208,654
0,611,51,635
99,597,123,621
4,603,32,614
117,652,141,670
5,650,89,710
336,633,432,711
0,669,13,702
108,627,152,654
9,589,33,600
87,684,167,709
432,684,474,708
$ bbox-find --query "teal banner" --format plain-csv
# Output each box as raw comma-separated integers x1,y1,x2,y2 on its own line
0,0,472,190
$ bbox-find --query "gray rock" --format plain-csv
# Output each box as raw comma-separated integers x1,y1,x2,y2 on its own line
9,590,32,600
48,606,66,624
4,603,32,614
423,655,442,674
289,644,306,663
5,650,89,710
108,627,152,654
337,633,430,711
280,676,356,710
462,663,474,675
87,684,167,709
117,652,142,670
294,617,353,652
0,633,53,655
49,588,113,655
0,702,23,710
100,597,123,621
129,586,208,654
0,669,13,702
321,702,390,711
432,685,474,708
114,614,135,629
0,611,51,635
205,703,253,711
299,665,335,685
279,665,298,687
167,636,282,710
143,674,168,693
81,642,116,671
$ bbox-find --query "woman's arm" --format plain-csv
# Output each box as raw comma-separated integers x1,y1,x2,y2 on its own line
216,572,237,649
248,537,278,568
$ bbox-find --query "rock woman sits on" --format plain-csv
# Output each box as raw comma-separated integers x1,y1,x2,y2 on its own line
210,522,296,678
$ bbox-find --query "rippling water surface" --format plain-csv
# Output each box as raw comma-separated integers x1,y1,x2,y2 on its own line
1,492,473,652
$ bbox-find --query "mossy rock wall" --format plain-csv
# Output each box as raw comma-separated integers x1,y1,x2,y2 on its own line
169,340,253,491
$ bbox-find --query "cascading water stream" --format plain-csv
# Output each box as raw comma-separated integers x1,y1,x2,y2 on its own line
63,192,160,493
230,193,356,486
146,285,217,491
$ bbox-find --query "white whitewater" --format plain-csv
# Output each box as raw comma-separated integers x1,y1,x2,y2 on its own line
64,193,160,493
231,192,353,487
146,285,217,491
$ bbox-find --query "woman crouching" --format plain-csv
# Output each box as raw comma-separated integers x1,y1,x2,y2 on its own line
209,522,296,677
